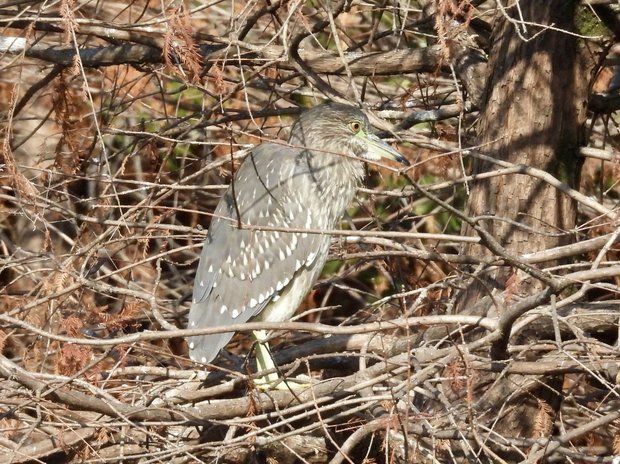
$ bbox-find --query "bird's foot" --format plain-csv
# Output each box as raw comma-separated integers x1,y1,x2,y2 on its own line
254,374,313,391
252,336,313,390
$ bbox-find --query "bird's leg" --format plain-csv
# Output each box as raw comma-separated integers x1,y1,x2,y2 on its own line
253,330,280,387
252,330,310,390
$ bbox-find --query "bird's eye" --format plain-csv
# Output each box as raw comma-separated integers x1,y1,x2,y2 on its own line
349,121,362,133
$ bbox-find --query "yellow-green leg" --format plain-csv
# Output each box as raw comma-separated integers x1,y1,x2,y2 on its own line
252,330,309,390
253,330,280,387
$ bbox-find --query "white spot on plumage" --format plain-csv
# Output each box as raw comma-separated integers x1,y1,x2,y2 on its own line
220,305,228,314
227,267,234,278
190,321,196,327
285,245,292,256
264,260,270,270
291,235,298,248
255,261,261,275
276,279,285,291
301,232,308,238
239,272,245,281
249,298,258,308
201,357,207,363
278,249,285,260
200,280,204,287
295,259,301,270
258,293,265,304
240,240,245,248
225,255,231,264
272,294,280,302
208,264,213,273
213,281,217,288
231,309,240,318
307,251,317,263
243,253,248,266
189,342,195,349
274,231,280,239
258,243,264,254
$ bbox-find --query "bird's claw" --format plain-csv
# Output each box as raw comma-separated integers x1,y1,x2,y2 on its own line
253,374,313,391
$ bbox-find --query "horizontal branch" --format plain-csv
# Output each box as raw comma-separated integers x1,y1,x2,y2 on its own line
0,313,496,346
0,355,195,422
0,37,167,66
0,427,98,464
467,151,614,217
0,35,477,79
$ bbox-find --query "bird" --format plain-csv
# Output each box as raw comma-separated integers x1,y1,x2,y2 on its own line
187,102,408,386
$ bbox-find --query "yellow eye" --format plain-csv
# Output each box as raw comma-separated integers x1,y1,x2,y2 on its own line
349,121,362,133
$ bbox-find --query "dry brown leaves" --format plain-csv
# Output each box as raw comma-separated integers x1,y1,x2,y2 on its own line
164,3,203,85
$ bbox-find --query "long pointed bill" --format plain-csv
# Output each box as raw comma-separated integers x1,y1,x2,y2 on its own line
360,132,410,166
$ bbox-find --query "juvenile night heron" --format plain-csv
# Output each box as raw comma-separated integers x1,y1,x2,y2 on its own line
187,102,408,385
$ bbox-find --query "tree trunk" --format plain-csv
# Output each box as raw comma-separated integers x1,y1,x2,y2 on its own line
462,0,590,307
458,0,594,441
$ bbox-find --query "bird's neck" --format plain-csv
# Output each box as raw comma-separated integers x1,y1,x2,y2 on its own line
302,148,365,224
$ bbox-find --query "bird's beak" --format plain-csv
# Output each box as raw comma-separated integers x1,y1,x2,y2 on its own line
359,132,410,166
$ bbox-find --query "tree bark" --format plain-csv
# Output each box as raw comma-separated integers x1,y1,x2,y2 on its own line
458,0,595,442
462,1,591,303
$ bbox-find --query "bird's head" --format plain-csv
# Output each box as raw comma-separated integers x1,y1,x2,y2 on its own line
289,102,409,167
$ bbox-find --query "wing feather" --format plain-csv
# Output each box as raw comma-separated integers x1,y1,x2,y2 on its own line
188,143,328,363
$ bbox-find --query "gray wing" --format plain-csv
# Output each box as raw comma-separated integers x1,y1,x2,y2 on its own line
188,143,326,364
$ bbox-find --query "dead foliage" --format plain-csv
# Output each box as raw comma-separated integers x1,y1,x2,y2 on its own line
0,1,619,463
